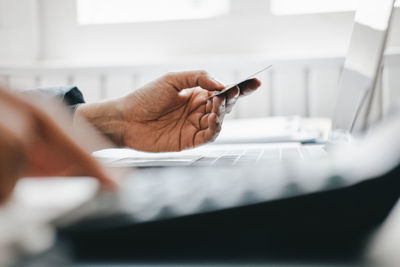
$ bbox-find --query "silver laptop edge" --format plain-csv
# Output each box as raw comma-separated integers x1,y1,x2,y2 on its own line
332,0,395,135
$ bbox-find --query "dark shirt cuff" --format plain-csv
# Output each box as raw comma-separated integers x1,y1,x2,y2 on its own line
23,86,86,113
63,86,85,108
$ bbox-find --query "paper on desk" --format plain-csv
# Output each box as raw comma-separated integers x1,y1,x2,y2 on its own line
214,117,327,144
93,148,203,167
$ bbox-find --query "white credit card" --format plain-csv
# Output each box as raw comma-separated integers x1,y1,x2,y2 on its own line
212,65,272,97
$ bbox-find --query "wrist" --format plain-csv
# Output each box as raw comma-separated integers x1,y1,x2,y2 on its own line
75,99,126,146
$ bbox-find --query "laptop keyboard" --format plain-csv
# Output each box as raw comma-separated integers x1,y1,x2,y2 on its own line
192,147,309,167
103,144,327,168
111,145,334,223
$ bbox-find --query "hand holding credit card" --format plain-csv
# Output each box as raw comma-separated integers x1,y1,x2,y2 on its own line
211,65,272,97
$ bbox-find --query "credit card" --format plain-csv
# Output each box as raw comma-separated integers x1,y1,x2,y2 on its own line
211,65,272,97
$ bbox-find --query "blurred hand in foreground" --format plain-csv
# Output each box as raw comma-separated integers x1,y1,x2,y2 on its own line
77,70,261,152
0,87,116,203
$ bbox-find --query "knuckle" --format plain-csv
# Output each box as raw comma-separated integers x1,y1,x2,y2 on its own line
197,70,208,76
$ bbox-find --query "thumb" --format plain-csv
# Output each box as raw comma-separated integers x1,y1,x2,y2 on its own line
165,70,225,91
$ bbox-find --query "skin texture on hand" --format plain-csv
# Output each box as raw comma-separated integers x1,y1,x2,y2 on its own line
0,124,23,203
0,87,116,203
77,70,261,152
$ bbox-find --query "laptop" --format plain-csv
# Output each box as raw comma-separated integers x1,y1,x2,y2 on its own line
216,0,395,146
55,103,400,263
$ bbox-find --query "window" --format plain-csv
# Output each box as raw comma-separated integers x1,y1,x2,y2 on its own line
77,0,230,25
270,0,399,15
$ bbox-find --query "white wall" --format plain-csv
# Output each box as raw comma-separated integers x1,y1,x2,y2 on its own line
2,0,399,66
36,0,366,65
1,0,399,66
0,0,39,64
1,0,399,122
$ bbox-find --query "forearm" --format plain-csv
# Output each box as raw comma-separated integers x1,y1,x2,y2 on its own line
75,100,125,147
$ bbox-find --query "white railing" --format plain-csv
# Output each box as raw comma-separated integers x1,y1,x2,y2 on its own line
1,55,399,121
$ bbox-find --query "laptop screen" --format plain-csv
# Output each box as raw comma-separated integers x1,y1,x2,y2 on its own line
332,0,395,132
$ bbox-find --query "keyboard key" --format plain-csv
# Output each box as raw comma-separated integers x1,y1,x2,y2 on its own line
213,155,240,166
281,147,302,161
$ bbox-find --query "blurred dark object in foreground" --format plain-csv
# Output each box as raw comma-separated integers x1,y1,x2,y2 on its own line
58,163,400,264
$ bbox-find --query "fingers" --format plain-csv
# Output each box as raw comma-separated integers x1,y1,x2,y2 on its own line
194,95,227,146
199,96,224,131
200,114,209,130
0,88,117,189
165,70,225,92
212,95,226,116
194,113,221,146
206,98,213,113
32,112,118,189
208,112,221,137
0,124,24,203
238,78,262,96
225,86,240,114
208,78,261,114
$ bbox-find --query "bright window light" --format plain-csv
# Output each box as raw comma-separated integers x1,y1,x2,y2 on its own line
271,0,399,15
77,0,230,25
271,0,358,15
